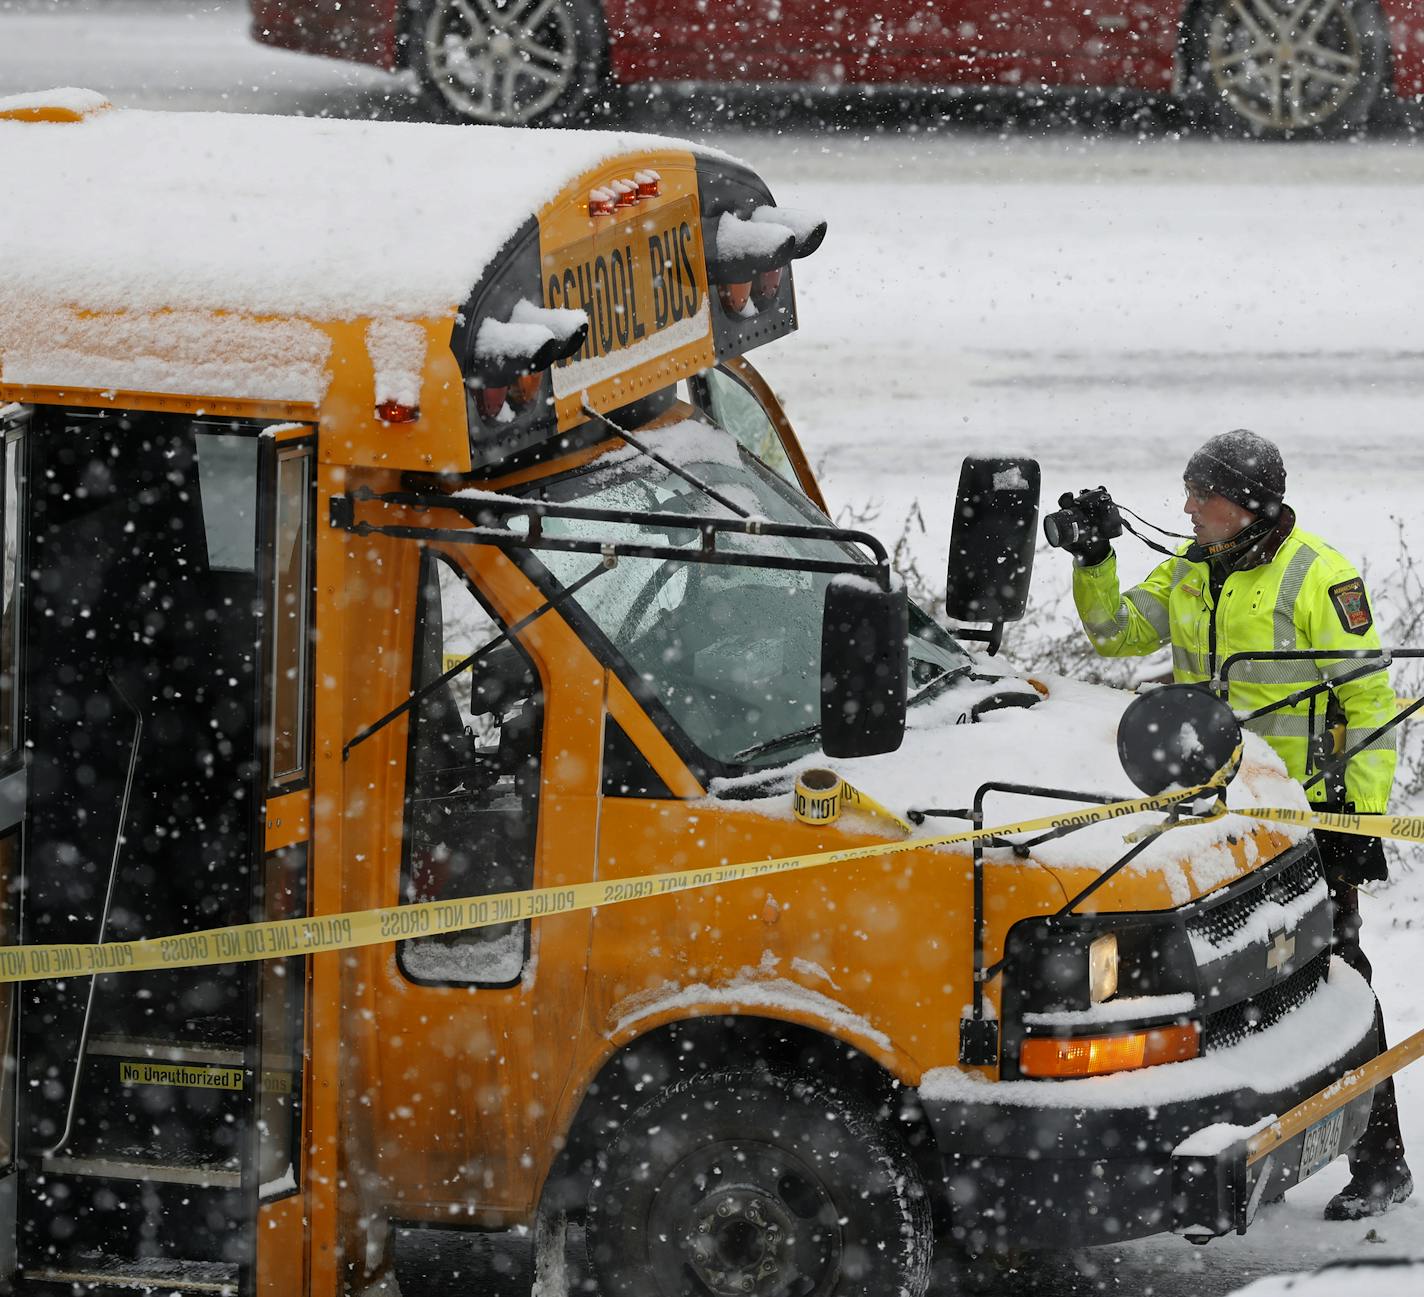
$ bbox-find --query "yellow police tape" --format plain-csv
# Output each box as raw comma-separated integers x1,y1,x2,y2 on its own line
1120,803,1424,845
4,765,1422,986
793,768,914,834
0,775,1230,985
1238,805,1424,842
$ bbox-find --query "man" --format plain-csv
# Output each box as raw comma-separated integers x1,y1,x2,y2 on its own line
1062,429,1411,1220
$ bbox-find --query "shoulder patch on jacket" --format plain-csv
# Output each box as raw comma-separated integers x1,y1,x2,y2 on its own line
1329,577,1373,635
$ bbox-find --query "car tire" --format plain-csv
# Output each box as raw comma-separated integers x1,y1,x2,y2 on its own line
408,0,607,128
1185,0,1390,138
586,1066,933,1297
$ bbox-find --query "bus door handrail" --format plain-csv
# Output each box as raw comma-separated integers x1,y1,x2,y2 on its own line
45,672,144,1158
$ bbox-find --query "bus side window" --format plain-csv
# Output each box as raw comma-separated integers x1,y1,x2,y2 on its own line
694,365,797,486
269,445,312,786
400,553,543,986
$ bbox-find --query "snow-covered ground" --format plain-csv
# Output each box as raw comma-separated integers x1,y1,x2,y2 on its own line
4,2,1424,1291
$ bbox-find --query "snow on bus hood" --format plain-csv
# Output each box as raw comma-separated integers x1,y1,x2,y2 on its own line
717,673,1311,902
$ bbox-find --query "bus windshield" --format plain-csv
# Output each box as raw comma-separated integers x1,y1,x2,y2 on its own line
523,424,971,772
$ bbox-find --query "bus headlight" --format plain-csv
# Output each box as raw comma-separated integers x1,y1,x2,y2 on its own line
1089,933,1119,1004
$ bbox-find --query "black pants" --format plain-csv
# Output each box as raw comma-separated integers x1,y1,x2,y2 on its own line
1329,877,1407,1173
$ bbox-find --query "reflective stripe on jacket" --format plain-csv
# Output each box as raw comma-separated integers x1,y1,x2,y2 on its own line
1072,526,1396,811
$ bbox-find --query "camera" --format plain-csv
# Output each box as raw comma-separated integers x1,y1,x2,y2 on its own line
1043,487,1123,551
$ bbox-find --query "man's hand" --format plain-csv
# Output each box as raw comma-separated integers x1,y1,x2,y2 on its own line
1068,531,1112,567
1054,490,1113,566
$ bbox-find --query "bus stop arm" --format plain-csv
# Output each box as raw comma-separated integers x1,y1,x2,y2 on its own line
1170,1024,1424,1240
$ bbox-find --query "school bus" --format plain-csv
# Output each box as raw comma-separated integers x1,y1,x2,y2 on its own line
0,89,1385,1296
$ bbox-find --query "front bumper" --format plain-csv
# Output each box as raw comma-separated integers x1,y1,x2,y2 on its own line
917,959,1379,1250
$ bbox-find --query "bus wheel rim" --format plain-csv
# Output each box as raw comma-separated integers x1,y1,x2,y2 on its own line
646,1140,842,1297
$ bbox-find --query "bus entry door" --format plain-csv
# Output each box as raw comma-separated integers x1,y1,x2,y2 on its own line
12,412,273,1294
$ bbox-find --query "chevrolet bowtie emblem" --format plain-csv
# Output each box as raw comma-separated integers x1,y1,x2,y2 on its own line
1267,931,1296,972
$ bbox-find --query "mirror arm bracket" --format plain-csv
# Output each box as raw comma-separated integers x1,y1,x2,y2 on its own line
952,622,1005,655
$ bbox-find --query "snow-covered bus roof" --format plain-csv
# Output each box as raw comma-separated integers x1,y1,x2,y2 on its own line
0,88,724,320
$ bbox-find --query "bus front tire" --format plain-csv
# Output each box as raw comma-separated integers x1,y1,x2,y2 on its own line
586,1067,933,1297
410,0,607,128
1185,0,1389,138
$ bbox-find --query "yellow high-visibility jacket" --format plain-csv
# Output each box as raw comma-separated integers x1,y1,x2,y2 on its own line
1073,523,1396,811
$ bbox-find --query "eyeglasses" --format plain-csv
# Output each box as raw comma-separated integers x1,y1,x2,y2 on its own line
1183,484,1215,505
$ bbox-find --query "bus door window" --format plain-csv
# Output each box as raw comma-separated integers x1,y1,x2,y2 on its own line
400,553,543,986
268,445,312,786
195,431,260,571
255,438,312,1203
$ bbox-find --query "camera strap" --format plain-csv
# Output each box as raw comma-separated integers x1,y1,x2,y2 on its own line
1182,516,1276,566
1119,515,1185,559
1116,506,1274,568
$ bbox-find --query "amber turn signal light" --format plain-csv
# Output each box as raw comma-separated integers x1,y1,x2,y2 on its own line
1019,1023,1200,1078
508,371,543,409
752,267,783,307
718,281,752,314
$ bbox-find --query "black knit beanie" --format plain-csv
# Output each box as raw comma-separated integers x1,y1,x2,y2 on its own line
1183,429,1286,519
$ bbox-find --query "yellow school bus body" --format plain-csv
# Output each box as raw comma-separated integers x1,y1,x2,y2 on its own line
0,93,1378,1297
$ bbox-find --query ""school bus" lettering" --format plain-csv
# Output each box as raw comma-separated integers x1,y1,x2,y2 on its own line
544,198,703,369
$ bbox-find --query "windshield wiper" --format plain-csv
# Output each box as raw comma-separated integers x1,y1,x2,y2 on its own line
732,722,822,764
907,662,973,707
580,402,750,519
343,558,613,760
732,662,973,765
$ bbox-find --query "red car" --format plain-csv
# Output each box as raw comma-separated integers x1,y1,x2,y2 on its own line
250,0,1422,138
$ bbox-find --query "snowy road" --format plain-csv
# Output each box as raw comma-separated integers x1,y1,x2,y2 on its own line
4,3,1424,1291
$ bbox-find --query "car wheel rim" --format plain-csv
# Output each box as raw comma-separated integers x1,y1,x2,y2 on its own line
644,1140,842,1297
425,0,578,125
1206,0,1363,131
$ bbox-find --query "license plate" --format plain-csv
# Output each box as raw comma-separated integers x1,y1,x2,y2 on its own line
1299,1109,1345,1180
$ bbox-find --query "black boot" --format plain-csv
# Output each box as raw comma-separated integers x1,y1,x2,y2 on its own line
1318,874,1410,1221
1324,1160,1413,1220
1323,1068,1410,1220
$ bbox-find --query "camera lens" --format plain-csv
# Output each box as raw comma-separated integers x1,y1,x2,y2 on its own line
1043,510,1078,549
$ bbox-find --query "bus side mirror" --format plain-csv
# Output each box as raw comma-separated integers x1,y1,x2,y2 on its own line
945,457,1040,655
1118,684,1242,795
820,575,908,758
